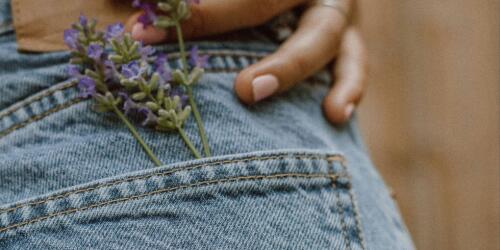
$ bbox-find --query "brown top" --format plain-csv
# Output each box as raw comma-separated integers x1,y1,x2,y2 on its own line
11,0,135,52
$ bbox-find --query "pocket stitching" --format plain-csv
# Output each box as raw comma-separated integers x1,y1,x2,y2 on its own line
0,50,267,121
0,49,271,138
335,184,352,250
0,81,76,120
0,172,338,234
0,154,345,214
0,69,242,139
0,98,82,139
339,161,367,249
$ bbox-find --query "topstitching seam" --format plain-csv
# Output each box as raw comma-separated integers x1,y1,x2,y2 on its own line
339,160,366,249
0,172,338,234
0,68,250,138
0,81,76,120
0,50,267,121
0,154,346,214
335,185,352,250
0,98,82,139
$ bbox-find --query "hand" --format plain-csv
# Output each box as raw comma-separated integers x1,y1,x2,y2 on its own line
127,0,367,124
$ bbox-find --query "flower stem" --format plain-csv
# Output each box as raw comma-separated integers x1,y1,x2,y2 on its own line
187,87,211,156
111,104,163,166
175,22,212,157
175,23,189,75
177,127,202,159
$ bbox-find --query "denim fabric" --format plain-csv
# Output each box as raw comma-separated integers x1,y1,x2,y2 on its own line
0,1,414,249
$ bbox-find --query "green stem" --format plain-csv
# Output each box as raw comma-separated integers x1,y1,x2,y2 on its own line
177,127,202,159
187,87,211,156
175,23,189,75
174,22,212,157
112,104,163,166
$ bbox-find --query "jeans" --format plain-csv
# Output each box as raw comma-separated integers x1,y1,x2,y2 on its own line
0,1,414,249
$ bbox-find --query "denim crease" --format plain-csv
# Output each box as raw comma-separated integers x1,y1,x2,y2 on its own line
0,1,414,249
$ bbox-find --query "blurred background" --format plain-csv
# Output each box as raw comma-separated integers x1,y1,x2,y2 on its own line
356,0,499,249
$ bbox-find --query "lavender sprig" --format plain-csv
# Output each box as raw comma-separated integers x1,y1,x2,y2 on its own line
65,18,163,166
64,14,203,164
135,0,212,157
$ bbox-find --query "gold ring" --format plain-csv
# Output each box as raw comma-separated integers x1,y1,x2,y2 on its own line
311,0,350,20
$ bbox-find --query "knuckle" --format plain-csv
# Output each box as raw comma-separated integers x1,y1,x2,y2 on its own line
290,54,312,77
322,16,347,39
352,82,364,95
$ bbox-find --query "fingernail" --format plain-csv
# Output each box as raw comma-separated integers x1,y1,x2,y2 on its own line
345,104,355,119
131,23,145,40
252,74,279,102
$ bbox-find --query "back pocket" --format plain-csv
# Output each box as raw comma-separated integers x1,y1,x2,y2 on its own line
0,150,365,250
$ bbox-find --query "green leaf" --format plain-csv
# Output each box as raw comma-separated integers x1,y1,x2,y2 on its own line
188,67,204,85
121,79,137,88
110,55,124,64
177,1,188,19
157,2,172,12
146,102,160,111
132,92,146,101
158,109,169,118
157,88,165,103
128,42,139,55
172,69,187,84
154,16,176,28
178,106,192,123
149,73,160,90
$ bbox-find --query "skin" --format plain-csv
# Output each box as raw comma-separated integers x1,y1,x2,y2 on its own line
127,0,367,125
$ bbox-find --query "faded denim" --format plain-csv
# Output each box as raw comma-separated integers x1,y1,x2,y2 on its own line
0,1,414,249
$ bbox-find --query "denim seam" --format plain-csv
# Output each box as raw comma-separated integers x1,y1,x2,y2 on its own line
334,183,352,250
0,172,338,234
0,98,82,139
0,50,268,121
0,68,246,139
0,75,329,139
0,81,77,120
0,154,345,214
339,161,367,249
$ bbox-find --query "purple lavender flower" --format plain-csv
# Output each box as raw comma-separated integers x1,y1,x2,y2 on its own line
103,60,118,82
155,53,172,83
140,45,156,60
155,53,167,67
87,43,104,60
118,92,138,115
105,23,125,40
171,87,189,108
63,29,80,49
189,46,209,68
67,64,81,77
139,107,158,126
79,14,88,26
121,61,141,79
77,76,96,98
135,2,157,27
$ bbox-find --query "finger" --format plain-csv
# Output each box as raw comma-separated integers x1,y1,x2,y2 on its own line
129,0,306,44
323,27,367,124
234,4,349,104
127,12,167,44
